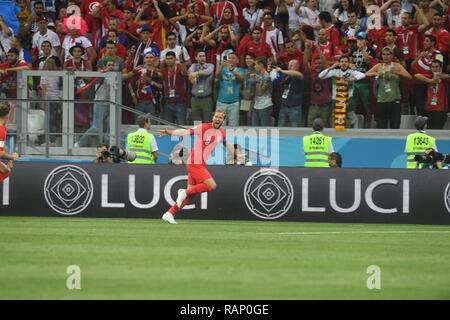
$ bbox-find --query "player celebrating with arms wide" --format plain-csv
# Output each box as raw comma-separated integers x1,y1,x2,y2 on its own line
0,102,20,182
158,110,235,224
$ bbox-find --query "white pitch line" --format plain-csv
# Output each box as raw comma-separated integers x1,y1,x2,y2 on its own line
275,231,450,235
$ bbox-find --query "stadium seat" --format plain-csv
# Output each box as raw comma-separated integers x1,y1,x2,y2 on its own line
400,115,416,129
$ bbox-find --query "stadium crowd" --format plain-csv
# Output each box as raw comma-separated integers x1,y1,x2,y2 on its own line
0,0,449,139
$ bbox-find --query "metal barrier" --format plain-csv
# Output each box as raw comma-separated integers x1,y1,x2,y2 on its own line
0,70,183,158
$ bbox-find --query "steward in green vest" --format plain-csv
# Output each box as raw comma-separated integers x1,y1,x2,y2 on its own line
405,116,436,169
127,115,159,164
303,118,334,167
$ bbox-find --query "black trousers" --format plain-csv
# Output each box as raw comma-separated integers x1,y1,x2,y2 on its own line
376,101,401,129
425,110,448,129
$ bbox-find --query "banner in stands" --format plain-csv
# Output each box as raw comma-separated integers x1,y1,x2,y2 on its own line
1,163,450,225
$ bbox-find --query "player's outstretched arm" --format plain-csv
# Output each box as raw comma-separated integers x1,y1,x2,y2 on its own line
157,129,191,137
0,150,19,161
224,141,235,155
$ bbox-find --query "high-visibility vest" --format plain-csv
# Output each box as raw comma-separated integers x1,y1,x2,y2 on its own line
127,130,156,164
303,133,332,167
405,132,435,169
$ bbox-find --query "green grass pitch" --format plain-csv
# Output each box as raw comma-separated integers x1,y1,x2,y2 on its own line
1,216,450,299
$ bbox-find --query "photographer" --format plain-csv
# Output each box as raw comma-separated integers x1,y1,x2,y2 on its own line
405,116,437,169
329,152,342,168
94,143,114,164
414,148,450,169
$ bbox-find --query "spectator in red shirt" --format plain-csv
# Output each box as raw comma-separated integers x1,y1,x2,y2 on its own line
100,19,130,49
376,28,405,66
309,28,342,66
396,7,429,68
424,13,450,55
123,50,163,120
203,25,238,69
90,0,125,42
238,26,273,66
279,39,304,70
0,48,30,98
161,51,188,124
135,0,171,50
319,11,340,48
169,12,213,45
99,30,127,60
411,34,444,115
97,40,127,71
412,35,444,76
210,0,239,24
80,0,104,47
414,59,450,129
121,6,141,44
122,0,151,15
303,42,333,127
133,24,161,68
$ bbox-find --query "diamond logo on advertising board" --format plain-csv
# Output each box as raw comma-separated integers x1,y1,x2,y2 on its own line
44,165,93,215
244,169,294,220
445,182,450,214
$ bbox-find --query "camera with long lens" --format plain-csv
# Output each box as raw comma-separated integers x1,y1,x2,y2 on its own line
109,146,136,162
414,149,448,168
101,150,111,158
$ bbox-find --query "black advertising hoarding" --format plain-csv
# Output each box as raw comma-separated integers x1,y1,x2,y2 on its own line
1,162,450,225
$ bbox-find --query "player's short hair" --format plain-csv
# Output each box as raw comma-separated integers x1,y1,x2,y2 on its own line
0,102,11,118
213,109,226,119
339,55,350,62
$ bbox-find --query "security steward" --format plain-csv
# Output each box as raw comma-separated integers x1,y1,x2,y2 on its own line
303,118,334,167
127,115,159,164
405,116,437,169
